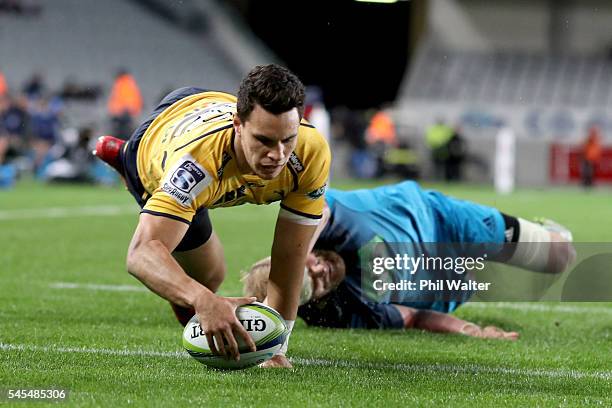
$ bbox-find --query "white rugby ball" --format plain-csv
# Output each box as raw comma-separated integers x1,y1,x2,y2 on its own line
182,302,288,370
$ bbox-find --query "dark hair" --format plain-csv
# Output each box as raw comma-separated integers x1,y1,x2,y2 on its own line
236,64,305,121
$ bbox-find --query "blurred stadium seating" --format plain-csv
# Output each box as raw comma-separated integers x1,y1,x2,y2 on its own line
394,0,612,186
2,0,612,186
0,0,282,183
0,0,275,128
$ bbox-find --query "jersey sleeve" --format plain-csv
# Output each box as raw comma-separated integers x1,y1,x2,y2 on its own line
366,303,405,329
142,191,196,224
280,129,331,222
297,285,405,329
142,153,214,224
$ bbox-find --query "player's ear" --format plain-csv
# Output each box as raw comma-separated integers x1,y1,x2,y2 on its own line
233,114,242,135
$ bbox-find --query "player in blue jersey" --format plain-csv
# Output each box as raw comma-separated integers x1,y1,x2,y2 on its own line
243,181,575,344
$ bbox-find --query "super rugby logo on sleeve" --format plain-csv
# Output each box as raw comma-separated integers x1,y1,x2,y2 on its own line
162,154,212,206
306,183,327,200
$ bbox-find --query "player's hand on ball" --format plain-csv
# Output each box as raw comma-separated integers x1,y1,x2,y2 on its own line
259,354,293,368
193,293,257,360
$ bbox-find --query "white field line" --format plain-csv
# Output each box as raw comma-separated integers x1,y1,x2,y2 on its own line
0,343,186,359
292,357,612,381
0,205,136,220
0,342,610,381
48,282,612,315
49,282,148,292
465,302,612,315
0,204,279,222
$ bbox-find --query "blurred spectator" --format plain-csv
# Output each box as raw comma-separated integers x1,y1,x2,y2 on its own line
44,127,95,183
304,86,330,141
0,95,8,164
0,0,41,16
0,93,28,185
30,96,60,171
333,106,367,150
445,126,467,181
23,73,45,100
365,107,397,178
107,69,143,139
581,126,602,188
60,78,102,101
1,93,28,160
425,119,453,180
382,141,420,179
0,71,7,97
332,107,376,178
366,108,397,147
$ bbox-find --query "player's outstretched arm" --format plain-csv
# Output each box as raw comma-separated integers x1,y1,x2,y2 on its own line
505,219,576,274
262,216,318,368
393,305,519,340
307,203,330,253
126,213,256,360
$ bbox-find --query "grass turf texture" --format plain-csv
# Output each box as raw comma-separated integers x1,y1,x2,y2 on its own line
0,180,611,407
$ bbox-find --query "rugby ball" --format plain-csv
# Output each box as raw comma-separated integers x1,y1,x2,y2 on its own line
182,302,288,370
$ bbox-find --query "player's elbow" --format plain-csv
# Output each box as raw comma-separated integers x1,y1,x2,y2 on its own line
410,310,433,330
125,242,142,278
125,239,162,278
393,305,418,329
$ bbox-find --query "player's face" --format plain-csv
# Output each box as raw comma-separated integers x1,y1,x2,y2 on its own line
234,104,299,180
306,250,346,300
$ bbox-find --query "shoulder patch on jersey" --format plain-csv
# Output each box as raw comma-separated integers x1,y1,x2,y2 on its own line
162,154,212,206
306,183,327,200
288,152,304,173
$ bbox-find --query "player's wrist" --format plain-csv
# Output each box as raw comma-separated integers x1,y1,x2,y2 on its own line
187,283,215,310
277,320,295,355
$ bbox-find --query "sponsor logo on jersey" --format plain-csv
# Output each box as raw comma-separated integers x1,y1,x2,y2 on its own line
306,184,327,200
482,216,493,230
163,155,211,206
162,183,192,205
216,152,232,179
171,162,204,193
212,184,248,207
265,190,286,203
504,226,515,243
288,152,304,173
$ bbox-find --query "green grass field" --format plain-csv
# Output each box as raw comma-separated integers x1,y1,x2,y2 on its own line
1,180,611,407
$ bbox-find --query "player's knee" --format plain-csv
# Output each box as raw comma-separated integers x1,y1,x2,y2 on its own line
206,264,226,291
169,302,195,326
182,260,226,292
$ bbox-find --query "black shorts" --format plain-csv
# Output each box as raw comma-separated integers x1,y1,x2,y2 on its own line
119,87,213,252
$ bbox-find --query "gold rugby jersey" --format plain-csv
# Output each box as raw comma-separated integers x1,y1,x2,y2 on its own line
134,91,330,224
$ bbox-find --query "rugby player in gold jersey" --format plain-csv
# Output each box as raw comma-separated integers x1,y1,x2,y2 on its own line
95,65,330,367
